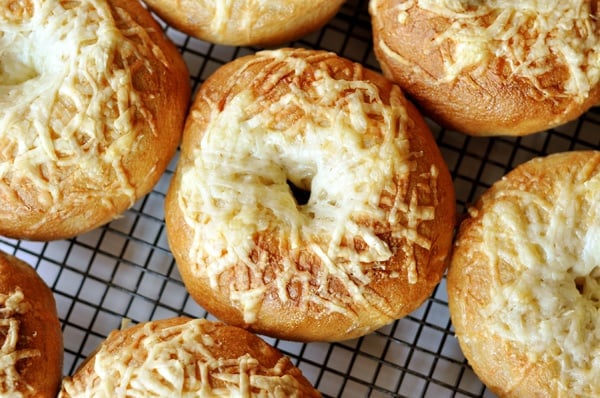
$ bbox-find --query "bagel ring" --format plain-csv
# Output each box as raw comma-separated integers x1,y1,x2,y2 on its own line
448,151,600,397
60,317,321,397
0,251,63,397
166,48,456,342
0,0,190,240
369,0,600,136
141,0,346,46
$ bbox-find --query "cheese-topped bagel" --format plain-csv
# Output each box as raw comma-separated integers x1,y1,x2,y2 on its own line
0,251,63,397
59,317,321,397
165,48,456,342
448,151,600,397
0,0,190,240
140,0,345,46
369,0,600,136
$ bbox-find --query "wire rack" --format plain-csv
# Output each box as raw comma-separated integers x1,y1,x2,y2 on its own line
2,1,600,397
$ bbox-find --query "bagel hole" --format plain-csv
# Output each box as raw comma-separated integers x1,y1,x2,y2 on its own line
574,266,600,299
287,179,311,206
575,277,586,295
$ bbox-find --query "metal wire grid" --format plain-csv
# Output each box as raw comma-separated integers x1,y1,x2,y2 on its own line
1,0,599,396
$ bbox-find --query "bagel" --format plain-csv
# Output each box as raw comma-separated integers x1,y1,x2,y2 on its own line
0,0,190,241
59,317,321,397
165,48,456,342
0,251,63,397
140,0,345,46
369,0,600,136
447,151,600,397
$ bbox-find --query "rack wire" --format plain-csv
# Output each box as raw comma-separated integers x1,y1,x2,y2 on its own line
2,0,599,396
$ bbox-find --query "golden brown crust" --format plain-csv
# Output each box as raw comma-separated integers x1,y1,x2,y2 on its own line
448,151,600,397
166,48,455,342
0,251,63,397
60,317,322,397
141,0,345,46
0,0,190,241
369,1,600,136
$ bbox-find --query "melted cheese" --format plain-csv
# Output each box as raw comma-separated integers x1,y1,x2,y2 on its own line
61,319,310,397
0,0,161,210
210,1,296,36
479,160,600,396
211,1,235,34
0,288,40,397
177,50,439,323
373,0,600,99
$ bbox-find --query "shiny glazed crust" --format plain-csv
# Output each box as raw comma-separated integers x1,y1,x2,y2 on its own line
448,151,600,397
166,48,456,342
60,317,322,397
0,251,63,397
0,0,190,241
369,0,600,136
141,0,345,46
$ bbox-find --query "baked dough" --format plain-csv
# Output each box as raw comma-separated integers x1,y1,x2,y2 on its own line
59,317,321,397
0,0,190,240
369,0,600,136
448,151,600,397
0,251,63,397
166,48,456,342
141,0,345,46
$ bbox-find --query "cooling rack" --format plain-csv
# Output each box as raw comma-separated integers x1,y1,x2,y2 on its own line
2,0,599,397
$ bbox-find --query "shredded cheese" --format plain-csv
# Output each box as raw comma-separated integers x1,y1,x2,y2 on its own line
0,0,162,211
61,319,311,397
177,50,439,324
479,158,600,396
372,0,600,100
0,288,40,397
210,1,303,37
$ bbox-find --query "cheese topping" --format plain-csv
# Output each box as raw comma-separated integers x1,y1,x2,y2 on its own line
0,0,161,211
0,288,40,397
61,319,310,397
211,0,235,34
210,1,302,36
373,0,600,99
479,159,600,396
178,50,439,323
